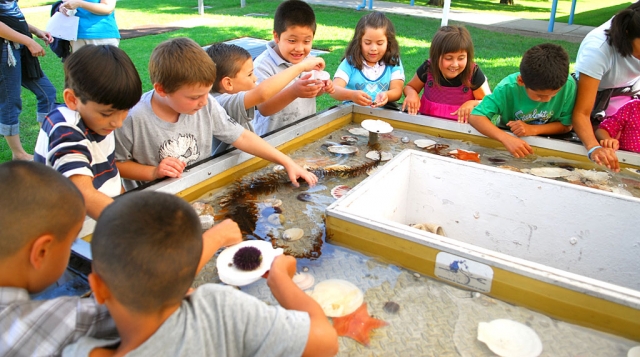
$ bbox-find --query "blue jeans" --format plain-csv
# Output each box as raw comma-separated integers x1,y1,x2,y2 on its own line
0,43,57,136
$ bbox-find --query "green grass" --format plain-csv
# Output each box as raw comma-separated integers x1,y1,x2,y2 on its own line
1,0,581,162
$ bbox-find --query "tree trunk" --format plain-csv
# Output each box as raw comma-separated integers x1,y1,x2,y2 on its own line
428,0,444,7
500,0,514,4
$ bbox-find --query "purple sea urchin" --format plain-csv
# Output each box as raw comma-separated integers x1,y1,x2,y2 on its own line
232,246,263,271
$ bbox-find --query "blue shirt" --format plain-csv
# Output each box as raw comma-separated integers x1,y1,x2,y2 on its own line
76,0,120,40
336,58,404,102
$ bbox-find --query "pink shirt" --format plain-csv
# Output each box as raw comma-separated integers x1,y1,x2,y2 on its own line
599,99,640,153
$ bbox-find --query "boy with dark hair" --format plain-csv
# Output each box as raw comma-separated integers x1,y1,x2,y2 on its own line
115,37,317,190
62,191,339,357
35,44,143,219
0,161,117,356
206,42,327,135
252,0,334,136
468,43,576,157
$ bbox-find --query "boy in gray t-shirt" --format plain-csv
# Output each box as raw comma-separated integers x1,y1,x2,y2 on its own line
114,37,318,190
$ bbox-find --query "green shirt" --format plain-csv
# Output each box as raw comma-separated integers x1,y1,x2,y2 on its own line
471,73,576,128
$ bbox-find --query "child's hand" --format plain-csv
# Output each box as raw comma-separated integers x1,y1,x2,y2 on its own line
293,73,324,98
502,135,534,158
589,146,620,172
506,120,536,137
599,138,620,151
371,92,389,108
351,90,372,106
266,255,297,282
452,100,477,123
321,79,335,95
206,219,242,248
153,157,187,179
284,162,318,187
300,57,325,72
402,93,420,115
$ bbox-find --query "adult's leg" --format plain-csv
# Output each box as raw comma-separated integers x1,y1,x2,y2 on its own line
22,72,57,125
0,44,31,160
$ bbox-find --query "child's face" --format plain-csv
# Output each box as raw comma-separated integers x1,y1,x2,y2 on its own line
229,58,257,93
33,221,83,293
164,84,212,115
361,27,388,66
439,51,468,80
273,25,314,64
65,89,129,136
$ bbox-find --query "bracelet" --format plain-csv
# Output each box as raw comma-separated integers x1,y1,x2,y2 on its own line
587,145,602,161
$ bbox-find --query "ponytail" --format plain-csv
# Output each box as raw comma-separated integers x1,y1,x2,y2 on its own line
605,2,640,57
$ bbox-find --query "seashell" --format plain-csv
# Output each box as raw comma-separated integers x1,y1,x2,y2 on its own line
628,346,640,357
308,279,364,317
523,167,573,178
477,319,543,357
199,215,214,230
411,223,446,236
340,135,358,143
192,201,215,216
293,272,315,290
574,168,610,184
273,165,285,172
348,127,370,137
217,240,284,286
383,301,400,314
414,139,437,148
263,198,282,208
267,213,284,226
283,228,304,241
365,150,393,161
327,145,358,155
361,119,393,134
331,185,351,199
401,136,410,143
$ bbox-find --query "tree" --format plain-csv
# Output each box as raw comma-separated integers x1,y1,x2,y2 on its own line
428,0,444,6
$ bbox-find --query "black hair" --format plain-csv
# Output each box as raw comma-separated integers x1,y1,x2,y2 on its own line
274,0,317,36
519,43,569,91
343,11,400,70
605,2,640,58
206,43,252,93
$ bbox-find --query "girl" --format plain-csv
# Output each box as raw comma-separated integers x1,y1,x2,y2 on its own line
330,11,404,108
595,99,640,154
403,25,490,123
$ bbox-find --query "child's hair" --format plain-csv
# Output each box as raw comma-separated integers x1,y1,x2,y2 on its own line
206,43,252,93
605,2,640,57
91,191,202,313
519,43,569,91
343,11,400,70
0,162,84,259
429,26,475,87
274,0,317,37
149,37,217,94
64,45,142,110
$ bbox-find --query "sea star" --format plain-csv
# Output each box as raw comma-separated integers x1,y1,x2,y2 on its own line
450,149,481,163
331,303,388,346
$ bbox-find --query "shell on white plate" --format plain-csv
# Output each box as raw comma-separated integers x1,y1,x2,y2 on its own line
361,119,393,134
216,240,284,287
282,228,304,241
348,127,370,137
199,215,214,230
307,279,364,317
293,272,315,291
327,145,358,155
366,150,393,161
414,139,437,148
330,185,351,199
477,319,543,357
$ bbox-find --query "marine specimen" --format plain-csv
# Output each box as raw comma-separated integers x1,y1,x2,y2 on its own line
232,246,263,271
331,303,388,346
449,149,481,163
477,319,542,357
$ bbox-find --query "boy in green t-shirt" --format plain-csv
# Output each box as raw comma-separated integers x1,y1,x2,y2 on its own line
469,43,576,157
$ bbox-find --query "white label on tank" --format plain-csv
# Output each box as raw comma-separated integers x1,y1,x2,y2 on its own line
435,252,493,293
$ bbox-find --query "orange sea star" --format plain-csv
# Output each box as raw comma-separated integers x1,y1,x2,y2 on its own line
451,149,480,163
331,303,388,346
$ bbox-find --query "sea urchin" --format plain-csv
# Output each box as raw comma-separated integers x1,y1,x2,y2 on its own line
232,246,263,271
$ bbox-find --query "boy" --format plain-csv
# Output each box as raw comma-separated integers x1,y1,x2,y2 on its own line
252,0,334,136
34,45,143,219
206,43,328,136
62,191,339,356
115,37,317,190
0,161,117,356
468,43,576,158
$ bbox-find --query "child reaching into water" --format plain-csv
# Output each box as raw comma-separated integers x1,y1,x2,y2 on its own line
402,26,490,123
330,11,404,108
595,99,640,153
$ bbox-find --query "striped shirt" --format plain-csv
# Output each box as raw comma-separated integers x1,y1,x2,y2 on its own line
34,107,121,197
0,287,116,357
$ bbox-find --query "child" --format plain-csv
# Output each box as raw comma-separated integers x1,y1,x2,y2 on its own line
330,11,404,109
206,43,326,135
252,0,334,136
468,43,576,158
115,37,317,190
35,44,142,219
595,99,640,153
62,191,339,356
402,25,491,123
0,161,117,356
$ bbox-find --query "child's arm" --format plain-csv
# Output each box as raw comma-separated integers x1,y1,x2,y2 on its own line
231,130,318,187
68,175,114,219
256,75,324,117
246,58,325,111
197,219,242,273
60,0,116,15
266,255,339,357
116,158,186,182
453,80,492,123
330,78,372,106
0,22,47,57
402,74,424,115
595,128,620,151
468,114,534,158
372,79,404,108
505,120,572,137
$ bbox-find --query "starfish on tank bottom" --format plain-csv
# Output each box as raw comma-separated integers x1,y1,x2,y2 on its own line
331,303,388,346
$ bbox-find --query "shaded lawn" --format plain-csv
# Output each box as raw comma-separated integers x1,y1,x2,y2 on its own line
1,0,580,162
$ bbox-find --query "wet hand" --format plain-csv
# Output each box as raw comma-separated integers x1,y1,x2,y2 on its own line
402,95,420,115
154,157,186,179
599,138,620,151
351,91,372,106
452,100,476,123
285,162,318,187
371,92,388,108
267,255,297,281
506,120,535,137
591,147,620,172
503,136,534,158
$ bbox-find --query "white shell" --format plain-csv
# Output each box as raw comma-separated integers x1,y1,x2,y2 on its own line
366,150,393,161
308,279,364,317
314,70,331,81
216,240,284,286
330,185,351,199
574,168,610,184
263,198,283,208
361,119,393,134
273,165,285,172
293,272,315,290
628,346,640,357
282,228,304,241
348,127,370,137
414,139,437,148
327,145,358,155
477,319,543,357
523,167,573,178
199,215,214,230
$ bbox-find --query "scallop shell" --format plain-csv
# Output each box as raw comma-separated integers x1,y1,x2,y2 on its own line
361,119,393,134
366,150,393,161
282,228,304,241
477,319,543,357
307,279,364,317
293,272,315,291
327,145,358,155
199,215,214,230
263,198,283,208
216,240,284,286
331,185,351,199
192,201,215,216
348,127,370,137
414,139,437,148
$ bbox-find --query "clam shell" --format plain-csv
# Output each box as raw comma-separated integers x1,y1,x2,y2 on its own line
477,319,543,357
327,145,358,155
331,185,351,199
366,150,393,161
199,215,214,230
283,228,304,241
263,198,283,208
348,127,370,137
414,139,437,148
293,272,315,290
216,240,284,286
361,119,393,134
308,279,364,317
